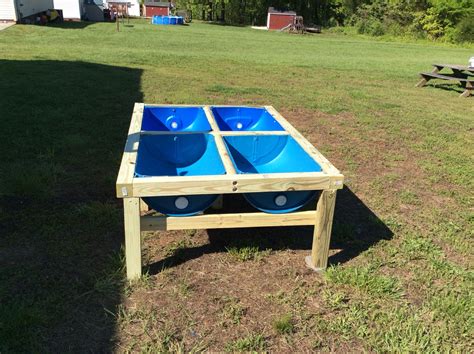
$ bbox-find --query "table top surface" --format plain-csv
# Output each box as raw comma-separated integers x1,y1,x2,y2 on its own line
433,63,474,72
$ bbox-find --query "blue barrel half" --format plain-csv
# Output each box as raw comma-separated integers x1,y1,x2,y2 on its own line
223,135,321,213
151,15,184,25
142,106,211,132
211,106,284,131
135,134,225,216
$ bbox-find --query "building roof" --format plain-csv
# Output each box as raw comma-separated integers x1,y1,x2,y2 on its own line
144,1,171,7
268,7,296,15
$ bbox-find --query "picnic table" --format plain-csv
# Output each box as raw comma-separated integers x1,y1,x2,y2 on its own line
416,63,474,98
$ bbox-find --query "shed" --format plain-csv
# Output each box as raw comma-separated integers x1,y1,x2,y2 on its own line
144,1,170,17
0,0,54,22
266,7,296,30
53,0,83,20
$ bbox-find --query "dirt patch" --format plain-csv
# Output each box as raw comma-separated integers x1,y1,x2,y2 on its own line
280,108,469,262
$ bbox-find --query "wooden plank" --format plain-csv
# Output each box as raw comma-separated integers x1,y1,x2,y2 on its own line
264,106,341,176
141,210,316,231
139,198,149,214
306,189,337,271
416,75,429,87
130,172,344,197
433,63,474,73
460,81,473,98
116,103,144,198
203,106,237,175
419,72,469,81
124,198,142,280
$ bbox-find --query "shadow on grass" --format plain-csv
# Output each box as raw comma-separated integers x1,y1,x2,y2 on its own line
147,187,393,274
47,21,97,29
205,20,247,27
425,82,469,96
0,60,142,351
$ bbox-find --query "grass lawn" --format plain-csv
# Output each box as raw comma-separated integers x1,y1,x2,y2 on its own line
0,20,473,352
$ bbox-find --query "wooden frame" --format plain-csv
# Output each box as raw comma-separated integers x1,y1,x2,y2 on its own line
117,103,343,280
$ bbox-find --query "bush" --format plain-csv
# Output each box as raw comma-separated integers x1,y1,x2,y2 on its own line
356,18,385,36
454,15,474,42
346,0,473,43
417,7,447,40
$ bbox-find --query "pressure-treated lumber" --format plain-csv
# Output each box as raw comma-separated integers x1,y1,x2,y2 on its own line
139,198,149,214
306,189,337,272
116,103,144,197
141,210,316,231
203,106,237,175
124,198,142,280
128,172,343,197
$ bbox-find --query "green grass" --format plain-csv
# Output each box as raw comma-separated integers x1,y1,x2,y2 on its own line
0,20,472,352
226,245,271,261
272,314,294,335
225,333,267,351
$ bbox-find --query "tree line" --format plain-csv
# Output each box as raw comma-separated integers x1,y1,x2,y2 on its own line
173,0,473,42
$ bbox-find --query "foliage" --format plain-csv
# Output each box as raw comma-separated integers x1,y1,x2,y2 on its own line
174,0,473,42
452,14,474,42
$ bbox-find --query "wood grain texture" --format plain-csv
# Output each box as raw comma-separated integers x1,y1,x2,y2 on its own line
309,189,337,270
141,210,316,231
139,198,149,214
131,172,343,197
203,105,237,175
124,197,142,280
116,103,144,197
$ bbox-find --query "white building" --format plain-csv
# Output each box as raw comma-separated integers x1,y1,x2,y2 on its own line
54,0,83,20
0,0,54,21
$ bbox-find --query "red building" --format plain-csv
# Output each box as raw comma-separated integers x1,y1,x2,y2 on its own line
266,7,296,30
144,1,171,17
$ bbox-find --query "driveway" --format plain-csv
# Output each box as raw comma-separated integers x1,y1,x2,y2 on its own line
0,22,15,31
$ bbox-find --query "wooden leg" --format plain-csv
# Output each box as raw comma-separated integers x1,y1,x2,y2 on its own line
124,198,142,280
460,81,473,98
139,198,149,214
306,189,337,272
416,75,429,87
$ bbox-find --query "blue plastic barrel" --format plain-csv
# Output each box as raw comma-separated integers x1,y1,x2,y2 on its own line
152,15,162,24
135,134,225,216
151,15,184,25
211,106,284,131
142,106,211,132
223,135,322,213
